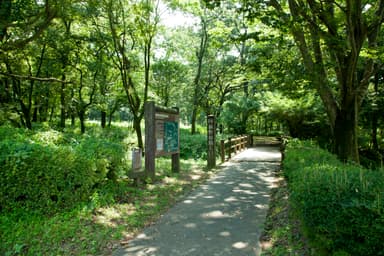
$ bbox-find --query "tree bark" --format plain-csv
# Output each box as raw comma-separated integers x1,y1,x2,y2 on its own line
280,0,384,163
133,115,143,149
101,110,107,128
79,109,86,134
191,16,208,134
191,106,198,134
59,74,66,129
334,104,359,162
20,99,32,129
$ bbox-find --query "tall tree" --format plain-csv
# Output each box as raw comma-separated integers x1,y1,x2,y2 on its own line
0,0,65,128
230,0,384,162
93,0,160,149
191,13,209,134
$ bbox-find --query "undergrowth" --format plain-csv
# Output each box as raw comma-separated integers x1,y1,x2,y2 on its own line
284,140,384,256
0,124,211,255
260,169,311,256
0,157,208,256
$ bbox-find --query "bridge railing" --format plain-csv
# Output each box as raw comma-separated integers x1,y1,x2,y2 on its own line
220,135,251,163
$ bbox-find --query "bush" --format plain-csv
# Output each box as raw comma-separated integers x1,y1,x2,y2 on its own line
0,126,128,214
179,129,208,160
0,141,93,213
284,140,384,256
75,136,127,182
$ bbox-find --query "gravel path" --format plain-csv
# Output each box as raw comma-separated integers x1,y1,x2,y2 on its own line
114,146,281,256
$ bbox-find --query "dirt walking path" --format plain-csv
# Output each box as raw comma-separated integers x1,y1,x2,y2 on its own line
114,146,281,256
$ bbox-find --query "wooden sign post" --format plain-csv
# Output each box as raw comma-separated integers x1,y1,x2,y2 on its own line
145,101,180,179
207,115,216,169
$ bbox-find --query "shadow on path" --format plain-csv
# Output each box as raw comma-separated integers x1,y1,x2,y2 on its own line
114,146,281,256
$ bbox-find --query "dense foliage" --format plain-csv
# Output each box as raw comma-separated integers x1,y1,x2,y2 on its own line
0,125,129,214
0,124,214,215
179,128,208,160
284,140,384,255
0,155,207,256
1,1,383,163
0,122,211,256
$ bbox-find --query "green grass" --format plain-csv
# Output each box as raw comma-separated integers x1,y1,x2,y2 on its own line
1,158,210,256
0,123,216,255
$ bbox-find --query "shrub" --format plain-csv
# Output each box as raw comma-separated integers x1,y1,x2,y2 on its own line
179,129,208,160
0,126,128,214
284,140,384,255
0,141,94,213
74,136,127,182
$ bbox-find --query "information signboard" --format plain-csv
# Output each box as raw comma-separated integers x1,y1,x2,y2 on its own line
164,121,179,153
145,101,180,178
154,111,179,156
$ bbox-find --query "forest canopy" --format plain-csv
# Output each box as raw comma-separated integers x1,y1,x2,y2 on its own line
0,0,383,163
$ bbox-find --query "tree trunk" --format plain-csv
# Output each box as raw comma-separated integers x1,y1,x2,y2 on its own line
101,110,106,128
32,106,38,122
191,106,197,134
191,16,208,135
240,112,248,134
20,100,32,129
372,71,379,151
79,109,86,134
39,89,50,122
108,112,113,127
133,115,143,149
333,103,359,163
59,80,66,129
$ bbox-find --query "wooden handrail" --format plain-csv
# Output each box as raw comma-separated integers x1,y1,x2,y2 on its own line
220,135,250,163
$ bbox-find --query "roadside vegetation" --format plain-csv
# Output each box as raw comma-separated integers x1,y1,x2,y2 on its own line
0,124,213,256
261,139,384,256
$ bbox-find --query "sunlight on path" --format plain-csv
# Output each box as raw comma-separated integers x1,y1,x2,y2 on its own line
114,146,281,256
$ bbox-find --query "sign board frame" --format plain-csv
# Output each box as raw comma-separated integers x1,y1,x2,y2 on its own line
145,101,180,179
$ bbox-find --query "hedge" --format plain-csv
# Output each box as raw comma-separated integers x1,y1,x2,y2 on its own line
284,140,384,256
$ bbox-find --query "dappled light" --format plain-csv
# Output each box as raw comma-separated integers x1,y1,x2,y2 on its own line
115,147,281,255
201,210,231,219
2,0,384,255
231,147,282,163
93,206,134,228
233,241,249,249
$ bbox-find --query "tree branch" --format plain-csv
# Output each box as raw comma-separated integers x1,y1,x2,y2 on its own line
0,72,71,83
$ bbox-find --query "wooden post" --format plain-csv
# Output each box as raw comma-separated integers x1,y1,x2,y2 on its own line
207,115,216,169
172,107,180,173
228,137,232,159
145,101,156,180
172,153,180,173
234,137,238,154
220,139,225,163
